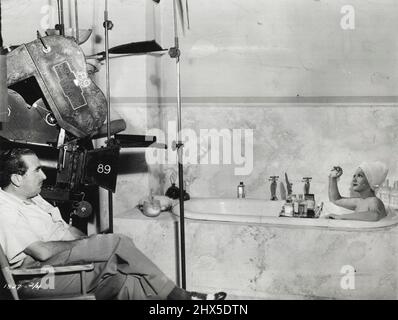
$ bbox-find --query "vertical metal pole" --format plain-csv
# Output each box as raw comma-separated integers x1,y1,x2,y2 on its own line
74,0,79,43
58,0,65,36
0,0,2,48
185,0,190,30
0,0,7,124
57,0,62,29
172,0,186,290
104,0,113,233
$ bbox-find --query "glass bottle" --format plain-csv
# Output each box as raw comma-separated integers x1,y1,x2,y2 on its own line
298,194,307,217
237,182,246,199
292,194,299,216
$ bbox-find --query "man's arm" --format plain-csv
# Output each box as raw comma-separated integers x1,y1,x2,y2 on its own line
24,240,81,262
67,226,87,239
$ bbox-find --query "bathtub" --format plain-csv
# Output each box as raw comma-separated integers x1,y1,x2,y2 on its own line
116,197,398,299
172,197,398,230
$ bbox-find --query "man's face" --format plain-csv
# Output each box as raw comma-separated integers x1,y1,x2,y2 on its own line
351,168,371,193
18,154,47,198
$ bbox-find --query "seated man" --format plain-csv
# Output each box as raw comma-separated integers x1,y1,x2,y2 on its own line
326,161,388,221
0,148,227,300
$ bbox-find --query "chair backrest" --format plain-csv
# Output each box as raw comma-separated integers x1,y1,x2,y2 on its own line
0,243,20,300
0,243,10,269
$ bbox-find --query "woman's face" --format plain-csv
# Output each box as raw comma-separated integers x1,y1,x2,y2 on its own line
352,168,371,192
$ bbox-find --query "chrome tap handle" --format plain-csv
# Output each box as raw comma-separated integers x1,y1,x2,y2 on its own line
269,176,279,200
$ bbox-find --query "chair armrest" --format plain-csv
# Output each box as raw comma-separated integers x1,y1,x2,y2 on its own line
11,263,94,276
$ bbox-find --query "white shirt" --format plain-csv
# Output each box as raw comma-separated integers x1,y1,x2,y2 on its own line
0,189,75,267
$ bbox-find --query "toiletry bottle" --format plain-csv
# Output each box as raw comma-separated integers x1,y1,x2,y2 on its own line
284,200,294,217
377,179,390,207
237,182,246,198
305,194,315,218
391,181,398,208
298,194,307,217
279,205,285,217
315,202,324,218
292,194,299,216
303,177,312,195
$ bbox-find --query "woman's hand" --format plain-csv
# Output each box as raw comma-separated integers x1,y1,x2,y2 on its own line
329,166,343,179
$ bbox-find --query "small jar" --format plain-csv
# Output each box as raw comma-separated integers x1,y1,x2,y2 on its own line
284,202,294,216
298,201,307,217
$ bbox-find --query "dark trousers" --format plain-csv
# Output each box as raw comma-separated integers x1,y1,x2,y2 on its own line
18,234,175,300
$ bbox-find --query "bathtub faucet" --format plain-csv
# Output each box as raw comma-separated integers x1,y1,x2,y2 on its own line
269,176,279,200
303,177,312,194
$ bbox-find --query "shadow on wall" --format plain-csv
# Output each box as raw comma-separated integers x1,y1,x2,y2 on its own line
117,152,149,174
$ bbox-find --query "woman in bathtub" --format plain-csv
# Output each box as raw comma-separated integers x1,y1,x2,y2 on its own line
325,161,388,221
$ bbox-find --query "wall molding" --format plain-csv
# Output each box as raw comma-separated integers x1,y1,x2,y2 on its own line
111,96,398,106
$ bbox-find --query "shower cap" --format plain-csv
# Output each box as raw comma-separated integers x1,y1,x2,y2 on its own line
358,161,388,190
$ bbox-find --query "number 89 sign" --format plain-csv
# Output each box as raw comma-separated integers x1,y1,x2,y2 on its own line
84,146,120,192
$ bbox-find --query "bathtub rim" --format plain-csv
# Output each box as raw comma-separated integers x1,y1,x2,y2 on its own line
171,197,398,231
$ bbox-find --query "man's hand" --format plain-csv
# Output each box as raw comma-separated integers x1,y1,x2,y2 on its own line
329,166,343,179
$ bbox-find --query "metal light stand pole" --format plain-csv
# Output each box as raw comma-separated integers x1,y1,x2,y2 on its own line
0,0,7,124
169,0,186,289
103,0,114,233
0,0,2,47
56,0,65,36
74,0,79,44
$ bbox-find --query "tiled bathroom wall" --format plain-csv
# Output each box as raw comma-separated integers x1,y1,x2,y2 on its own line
143,104,397,215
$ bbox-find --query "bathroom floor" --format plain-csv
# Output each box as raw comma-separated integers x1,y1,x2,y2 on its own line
225,293,334,300
226,294,267,300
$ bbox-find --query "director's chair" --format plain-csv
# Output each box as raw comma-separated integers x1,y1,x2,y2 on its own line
0,243,95,300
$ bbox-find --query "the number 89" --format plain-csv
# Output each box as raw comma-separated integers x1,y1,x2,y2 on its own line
97,164,111,174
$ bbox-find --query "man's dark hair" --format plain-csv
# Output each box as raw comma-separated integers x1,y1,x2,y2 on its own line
0,148,36,188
